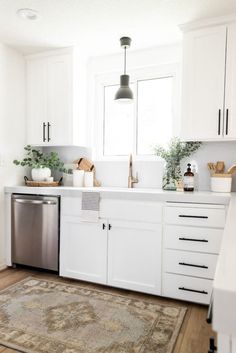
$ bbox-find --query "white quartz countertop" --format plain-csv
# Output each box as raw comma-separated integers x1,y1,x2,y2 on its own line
4,185,231,204
213,193,236,335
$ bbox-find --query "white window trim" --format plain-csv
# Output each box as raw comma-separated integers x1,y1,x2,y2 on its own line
93,63,181,161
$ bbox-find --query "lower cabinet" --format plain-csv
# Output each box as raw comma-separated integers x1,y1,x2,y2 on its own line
217,334,236,353
59,199,226,304
107,220,162,295
60,216,162,295
60,216,108,284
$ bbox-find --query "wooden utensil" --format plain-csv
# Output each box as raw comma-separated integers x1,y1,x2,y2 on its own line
207,162,216,175
227,164,236,175
215,161,225,174
73,158,101,187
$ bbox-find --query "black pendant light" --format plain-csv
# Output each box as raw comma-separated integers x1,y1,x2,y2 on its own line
114,37,133,102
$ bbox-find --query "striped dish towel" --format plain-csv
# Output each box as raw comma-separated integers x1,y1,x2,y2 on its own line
80,192,100,222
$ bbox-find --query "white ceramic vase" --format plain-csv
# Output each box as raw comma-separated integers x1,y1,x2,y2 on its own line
31,167,51,182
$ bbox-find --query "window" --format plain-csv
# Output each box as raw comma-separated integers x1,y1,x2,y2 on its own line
94,65,180,159
103,84,134,156
137,77,173,155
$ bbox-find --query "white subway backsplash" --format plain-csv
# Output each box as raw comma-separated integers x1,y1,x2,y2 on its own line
94,160,164,188
44,141,236,191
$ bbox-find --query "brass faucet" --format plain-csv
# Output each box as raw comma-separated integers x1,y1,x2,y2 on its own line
128,154,139,188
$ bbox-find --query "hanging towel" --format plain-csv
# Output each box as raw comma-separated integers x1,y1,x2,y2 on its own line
80,192,100,222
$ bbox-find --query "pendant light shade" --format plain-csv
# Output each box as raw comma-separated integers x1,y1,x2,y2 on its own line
114,74,133,101
115,37,133,102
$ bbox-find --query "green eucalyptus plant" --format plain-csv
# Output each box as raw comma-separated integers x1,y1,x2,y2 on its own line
153,137,202,189
13,145,64,171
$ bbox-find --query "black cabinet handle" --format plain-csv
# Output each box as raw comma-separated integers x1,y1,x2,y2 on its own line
208,338,217,352
102,223,106,230
178,215,208,219
43,122,46,142
179,237,208,243
226,108,229,135
47,122,51,142
178,287,208,295
108,224,112,230
218,109,221,135
179,262,208,269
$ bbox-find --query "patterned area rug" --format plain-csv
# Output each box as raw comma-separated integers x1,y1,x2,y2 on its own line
0,277,186,353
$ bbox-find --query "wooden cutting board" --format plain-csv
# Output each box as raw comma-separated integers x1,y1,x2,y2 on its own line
73,158,101,187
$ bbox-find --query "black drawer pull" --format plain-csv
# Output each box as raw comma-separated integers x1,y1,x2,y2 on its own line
179,237,208,243
218,109,221,135
47,122,51,142
43,122,46,142
179,262,208,269
179,215,208,219
226,108,229,135
102,223,106,230
178,287,208,295
179,287,208,294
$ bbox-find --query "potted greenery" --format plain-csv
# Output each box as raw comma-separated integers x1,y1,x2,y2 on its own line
13,145,64,181
153,137,202,190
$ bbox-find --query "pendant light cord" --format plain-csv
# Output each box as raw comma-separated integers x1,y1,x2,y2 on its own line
124,46,126,75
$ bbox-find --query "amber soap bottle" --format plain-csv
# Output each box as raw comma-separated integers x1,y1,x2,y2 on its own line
184,163,194,192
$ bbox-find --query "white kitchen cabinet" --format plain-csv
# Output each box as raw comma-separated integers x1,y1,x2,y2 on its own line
181,19,236,141
217,334,236,353
60,216,108,284
107,220,162,295
181,25,227,141
27,57,47,145
163,203,226,304
60,197,162,295
224,23,236,139
26,48,86,146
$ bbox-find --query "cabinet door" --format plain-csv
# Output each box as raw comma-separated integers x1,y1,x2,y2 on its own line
60,216,107,284
224,24,236,139
217,334,231,353
47,54,73,145
27,58,47,145
181,26,227,141
108,220,162,295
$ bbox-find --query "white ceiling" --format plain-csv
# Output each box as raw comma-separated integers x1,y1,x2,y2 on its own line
0,0,236,55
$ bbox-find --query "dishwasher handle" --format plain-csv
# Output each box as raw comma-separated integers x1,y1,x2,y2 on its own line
14,199,57,205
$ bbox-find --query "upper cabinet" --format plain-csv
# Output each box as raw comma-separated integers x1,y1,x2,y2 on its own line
181,20,236,141
26,48,88,146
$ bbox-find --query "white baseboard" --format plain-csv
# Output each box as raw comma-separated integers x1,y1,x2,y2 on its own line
0,263,7,271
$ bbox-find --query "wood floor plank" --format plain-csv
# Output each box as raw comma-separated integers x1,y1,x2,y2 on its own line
0,268,215,353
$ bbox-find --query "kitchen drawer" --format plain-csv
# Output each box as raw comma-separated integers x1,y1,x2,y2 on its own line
164,204,225,228
100,199,162,223
62,197,162,223
162,273,212,304
164,225,223,254
163,249,218,279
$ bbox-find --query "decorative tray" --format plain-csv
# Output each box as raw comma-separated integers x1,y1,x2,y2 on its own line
24,176,62,187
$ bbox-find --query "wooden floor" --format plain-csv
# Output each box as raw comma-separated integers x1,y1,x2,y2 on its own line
0,268,215,353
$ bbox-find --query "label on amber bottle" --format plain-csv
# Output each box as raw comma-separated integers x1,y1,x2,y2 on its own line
184,176,194,189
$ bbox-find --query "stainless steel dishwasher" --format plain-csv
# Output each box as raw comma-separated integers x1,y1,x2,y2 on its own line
12,194,59,271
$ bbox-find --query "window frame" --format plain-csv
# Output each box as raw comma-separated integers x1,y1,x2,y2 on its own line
93,63,181,161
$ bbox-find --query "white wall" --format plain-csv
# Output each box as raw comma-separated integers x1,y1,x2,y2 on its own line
0,44,26,269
